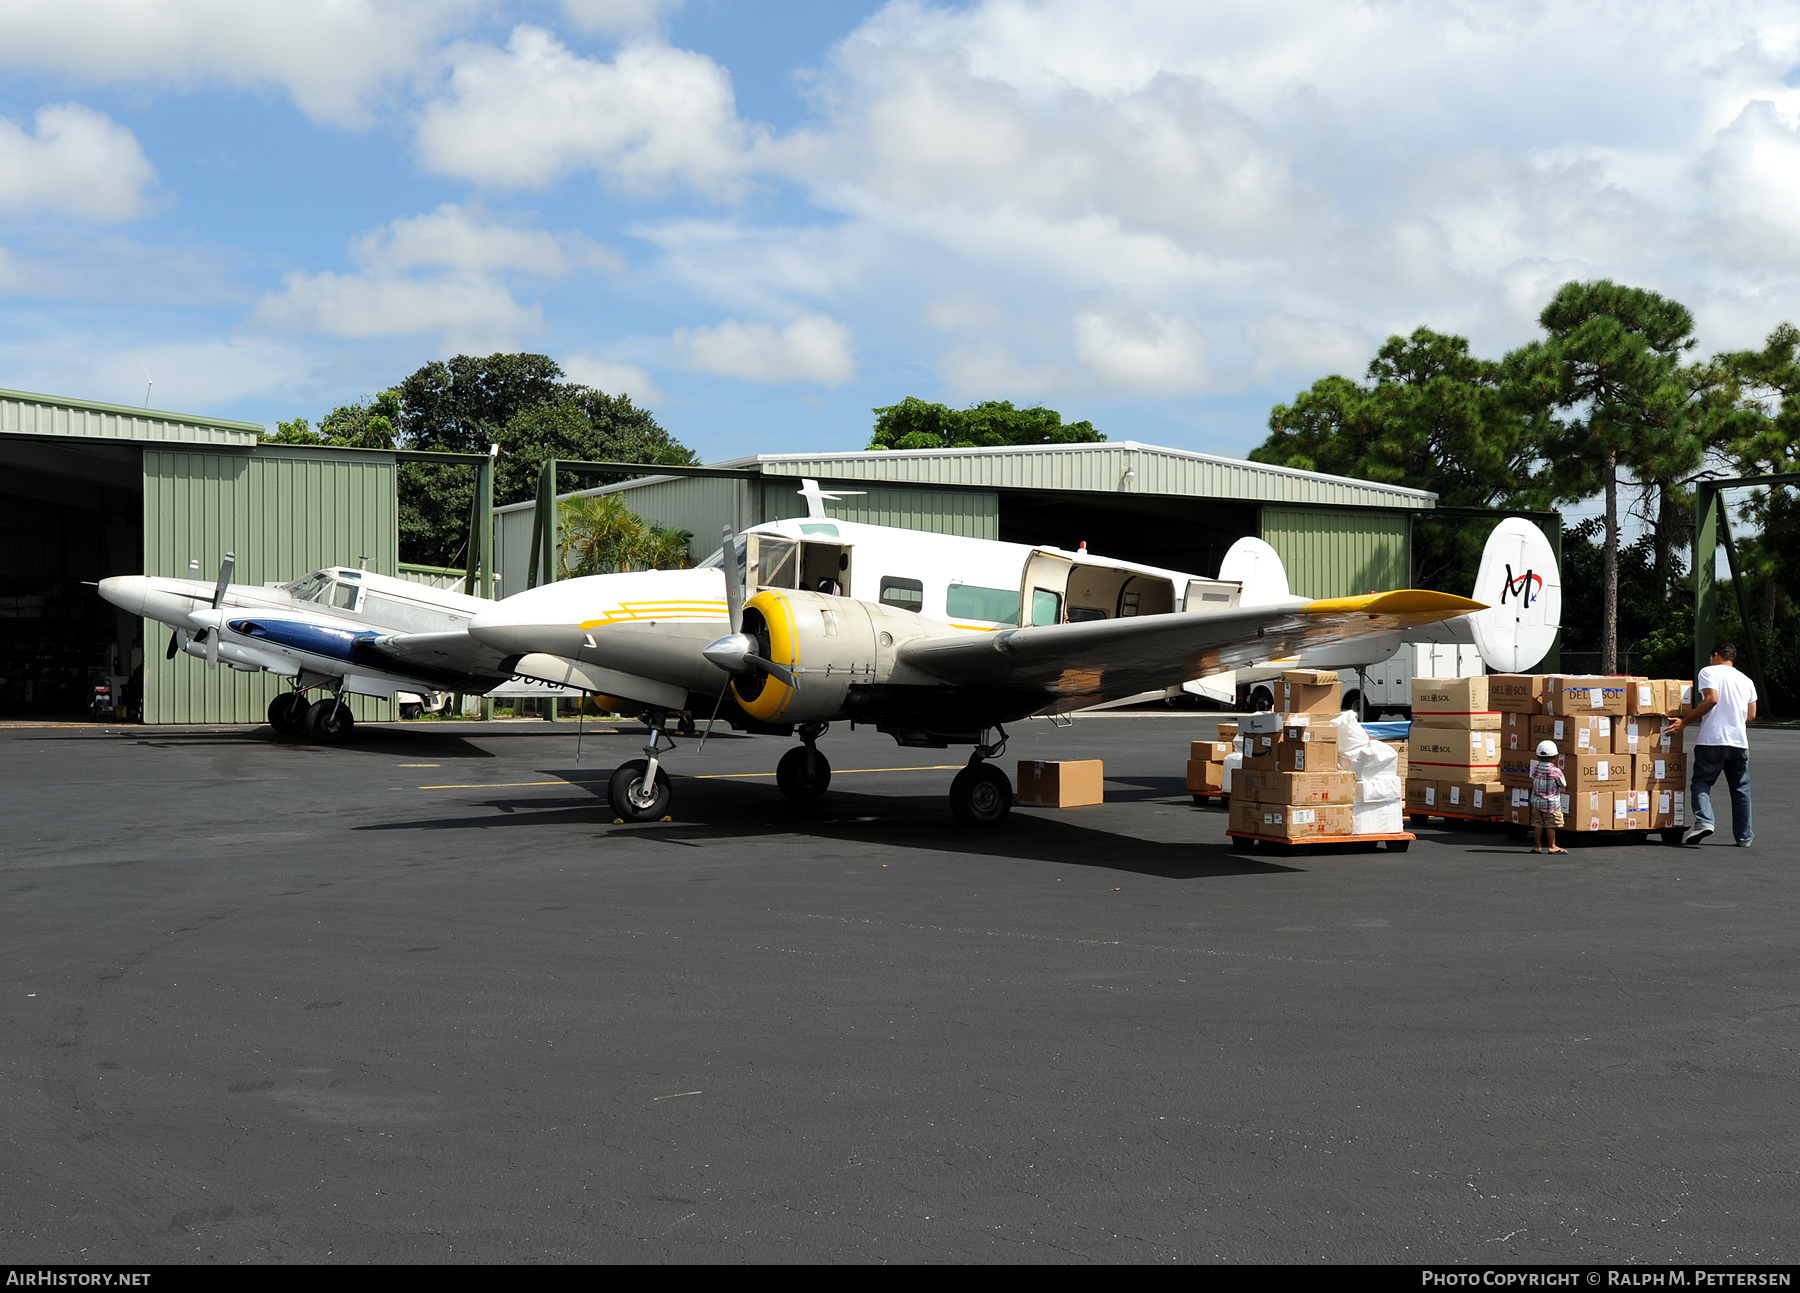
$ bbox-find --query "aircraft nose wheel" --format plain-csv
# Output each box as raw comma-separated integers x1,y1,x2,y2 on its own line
950,762,1013,826
609,758,672,821
268,691,309,737
776,746,832,801
302,697,355,743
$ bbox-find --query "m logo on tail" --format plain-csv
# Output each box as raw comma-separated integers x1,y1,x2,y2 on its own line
1501,564,1543,607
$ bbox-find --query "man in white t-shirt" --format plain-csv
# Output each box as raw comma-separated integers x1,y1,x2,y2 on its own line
1669,641,1758,847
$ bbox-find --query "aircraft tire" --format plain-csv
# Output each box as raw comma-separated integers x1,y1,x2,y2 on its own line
949,762,1013,827
775,746,831,801
609,759,671,821
303,698,356,744
268,692,309,736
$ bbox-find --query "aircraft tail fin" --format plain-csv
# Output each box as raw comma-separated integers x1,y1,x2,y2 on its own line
1468,517,1561,673
1218,537,1291,606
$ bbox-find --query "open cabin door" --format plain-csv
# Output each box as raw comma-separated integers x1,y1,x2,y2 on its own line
1019,550,1074,626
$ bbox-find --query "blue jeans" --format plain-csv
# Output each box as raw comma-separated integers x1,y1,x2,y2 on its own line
1690,744,1752,843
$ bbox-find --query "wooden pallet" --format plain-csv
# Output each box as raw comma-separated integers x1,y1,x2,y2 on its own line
1190,792,1231,807
1407,809,1506,828
1227,830,1415,856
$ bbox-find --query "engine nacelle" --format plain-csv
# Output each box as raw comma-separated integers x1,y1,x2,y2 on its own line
730,588,954,723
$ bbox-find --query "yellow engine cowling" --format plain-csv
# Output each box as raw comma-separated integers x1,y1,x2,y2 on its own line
731,588,938,723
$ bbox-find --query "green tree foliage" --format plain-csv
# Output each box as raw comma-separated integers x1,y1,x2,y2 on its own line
557,493,693,575
867,397,1103,450
1249,327,1553,591
1511,280,1707,671
272,353,695,569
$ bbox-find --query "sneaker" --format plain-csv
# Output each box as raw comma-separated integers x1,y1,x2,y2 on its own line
1736,839,1752,848
1682,823,1715,845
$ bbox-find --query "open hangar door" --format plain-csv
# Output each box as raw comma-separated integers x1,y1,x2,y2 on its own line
0,437,143,718
998,491,1260,577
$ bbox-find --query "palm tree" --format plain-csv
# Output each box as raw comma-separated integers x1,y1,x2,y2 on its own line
559,494,644,576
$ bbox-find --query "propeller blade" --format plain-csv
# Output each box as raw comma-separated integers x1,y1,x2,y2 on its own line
719,523,743,635
744,653,798,689
166,630,180,660
696,686,729,754
211,552,236,610
204,629,219,671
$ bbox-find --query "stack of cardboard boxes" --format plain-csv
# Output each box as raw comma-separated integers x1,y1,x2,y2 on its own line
1402,674,1692,836
1186,722,1239,803
1405,677,1506,820
1228,670,1364,841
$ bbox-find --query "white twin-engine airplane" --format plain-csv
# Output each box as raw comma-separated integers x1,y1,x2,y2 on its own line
467,480,1560,826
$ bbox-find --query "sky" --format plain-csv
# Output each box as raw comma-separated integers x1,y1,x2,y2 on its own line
2,0,1799,470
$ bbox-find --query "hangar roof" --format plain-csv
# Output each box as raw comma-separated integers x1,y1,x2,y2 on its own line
715,441,1436,509
1,386,264,447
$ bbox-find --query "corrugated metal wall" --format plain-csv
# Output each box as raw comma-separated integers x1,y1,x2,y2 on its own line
142,446,399,723
1,386,261,447
758,479,998,538
1260,506,1409,599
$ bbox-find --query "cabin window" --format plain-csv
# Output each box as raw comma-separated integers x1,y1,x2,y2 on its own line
756,538,798,590
1031,588,1063,625
1068,606,1107,623
879,576,924,612
287,573,331,603
331,582,361,611
946,583,1021,624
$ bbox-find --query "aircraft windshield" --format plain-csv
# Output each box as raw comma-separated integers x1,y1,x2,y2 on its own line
286,573,332,603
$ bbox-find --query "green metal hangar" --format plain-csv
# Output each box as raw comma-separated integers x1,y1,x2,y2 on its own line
0,386,399,723
495,441,1436,601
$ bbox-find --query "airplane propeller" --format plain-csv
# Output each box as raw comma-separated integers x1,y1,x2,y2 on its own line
198,552,235,670
697,524,796,751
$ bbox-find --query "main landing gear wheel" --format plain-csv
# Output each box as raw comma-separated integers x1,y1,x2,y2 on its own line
268,691,309,736
609,758,672,822
950,762,1013,827
303,697,355,743
776,746,832,802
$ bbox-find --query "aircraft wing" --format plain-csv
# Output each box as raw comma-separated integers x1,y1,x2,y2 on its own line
362,630,516,683
896,591,1485,709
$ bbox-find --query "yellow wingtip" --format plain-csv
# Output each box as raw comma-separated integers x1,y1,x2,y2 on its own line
1304,590,1488,615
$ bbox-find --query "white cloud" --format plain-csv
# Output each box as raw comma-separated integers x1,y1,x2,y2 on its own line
924,290,1005,331
349,203,622,276
416,25,762,196
1244,313,1372,383
672,312,856,385
938,340,1068,401
250,269,541,346
0,0,472,128
1697,100,1800,271
0,104,158,222
1072,308,1209,393
561,0,684,33
560,353,665,405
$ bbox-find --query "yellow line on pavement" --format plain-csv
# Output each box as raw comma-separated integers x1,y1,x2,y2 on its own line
419,778,608,789
692,765,961,780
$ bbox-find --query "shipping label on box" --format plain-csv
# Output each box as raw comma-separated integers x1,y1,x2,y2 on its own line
1259,771,1354,804
1405,779,1443,810
1501,711,1535,750
1662,680,1694,715
1488,674,1545,712
1412,676,1491,716
1613,792,1649,830
1409,725,1501,770
1612,718,1642,755
1545,675,1630,716
1443,781,1506,815
1626,677,1663,715
1016,759,1103,807
1653,788,1688,828
1191,740,1234,761
1263,803,1354,838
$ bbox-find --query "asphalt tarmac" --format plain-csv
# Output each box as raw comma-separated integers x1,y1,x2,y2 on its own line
2,714,1794,1264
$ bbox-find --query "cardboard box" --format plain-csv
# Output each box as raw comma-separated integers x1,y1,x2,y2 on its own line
1500,711,1535,752
1564,753,1631,792
1611,717,1656,755
1488,674,1545,712
1567,788,1612,833
1406,779,1444,811
1247,725,1338,771
1643,716,1684,755
1412,676,1492,719
1242,711,1300,734
1662,679,1695,716
1409,725,1501,772
1279,671,1342,716
1499,750,1534,783
1257,771,1355,805
1646,752,1687,786
1191,740,1234,761
1229,796,1264,834
1505,785,1534,825
1613,790,1649,831
1215,722,1238,741
1529,713,1611,754
1263,803,1354,839
1186,759,1226,794
1545,675,1630,717
1017,759,1103,807
1626,677,1663,715
1443,780,1506,816
1651,788,1688,829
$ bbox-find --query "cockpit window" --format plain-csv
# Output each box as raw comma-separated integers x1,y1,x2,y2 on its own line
331,582,361,611
287,573,331,603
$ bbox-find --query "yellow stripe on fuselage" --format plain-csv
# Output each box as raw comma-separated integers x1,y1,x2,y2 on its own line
579,599,728,630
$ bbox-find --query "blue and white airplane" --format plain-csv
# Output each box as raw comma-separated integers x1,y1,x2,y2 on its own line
99,557,567,741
